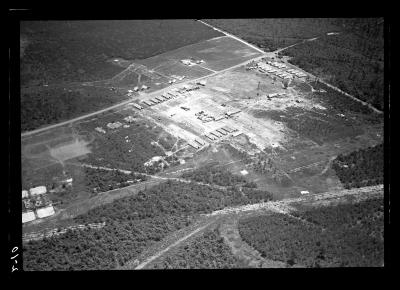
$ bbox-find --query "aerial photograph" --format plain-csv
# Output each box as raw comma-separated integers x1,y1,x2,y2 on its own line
18,18,385,270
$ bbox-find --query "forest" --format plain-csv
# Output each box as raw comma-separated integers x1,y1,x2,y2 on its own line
309,81,375,116
83,119,165,173
20,20,221,86
332,143,384,189
150,228,244,269
181,164,274,202
83,167,148,195
23,179,255,270
20,86,126,131
239,197,383,267
206,19,341,52
283,30,384,111
251,153,293,187
181,163,248,187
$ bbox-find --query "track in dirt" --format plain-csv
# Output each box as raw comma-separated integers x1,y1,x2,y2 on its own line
128,184,383,269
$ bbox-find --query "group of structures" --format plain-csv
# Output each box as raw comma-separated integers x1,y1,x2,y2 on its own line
180,58,205,66
168,75,186,84
95,115,139,134
187,138,207,149
141,83,202,108
22,186,55,224
203,126,240,142
126,85,149,97
195,107,241,123
247,59,308,81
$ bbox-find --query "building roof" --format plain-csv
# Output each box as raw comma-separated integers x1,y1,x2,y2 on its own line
36,205,55,218
29,186,47,196
22,211,36,223
22,190,29,199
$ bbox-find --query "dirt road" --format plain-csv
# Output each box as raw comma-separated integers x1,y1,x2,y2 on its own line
131,184,382,269
134,218,220,270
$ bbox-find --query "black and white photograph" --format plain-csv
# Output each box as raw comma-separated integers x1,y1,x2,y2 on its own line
8,13,390,273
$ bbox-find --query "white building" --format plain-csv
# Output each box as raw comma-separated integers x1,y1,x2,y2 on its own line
36,205,55,218
133,86,139,91
29,186,46,196
181,59,194,66
22,211,36,223
300,190,310,195
132,103,143,110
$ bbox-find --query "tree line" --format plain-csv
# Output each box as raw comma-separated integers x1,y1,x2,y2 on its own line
332,143,383,189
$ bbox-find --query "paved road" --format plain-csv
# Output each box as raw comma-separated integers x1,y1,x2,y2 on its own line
21,52,267,138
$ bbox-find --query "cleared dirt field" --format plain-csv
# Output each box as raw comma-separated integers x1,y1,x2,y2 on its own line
49,139,92,163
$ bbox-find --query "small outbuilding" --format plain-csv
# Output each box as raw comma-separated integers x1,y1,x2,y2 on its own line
22,211,36,223
36,205,55,218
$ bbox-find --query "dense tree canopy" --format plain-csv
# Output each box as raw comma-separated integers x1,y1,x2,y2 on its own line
239,198,383,267
332,143,384,189
151,228,244,269
23,180,255,271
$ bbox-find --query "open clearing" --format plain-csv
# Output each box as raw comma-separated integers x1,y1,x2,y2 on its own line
21,26,383,236
49,139,92,163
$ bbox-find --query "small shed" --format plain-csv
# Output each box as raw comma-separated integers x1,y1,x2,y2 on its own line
22,211,36,223
36,205,55,218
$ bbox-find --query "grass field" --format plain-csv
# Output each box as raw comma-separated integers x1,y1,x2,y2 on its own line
139,36,262,73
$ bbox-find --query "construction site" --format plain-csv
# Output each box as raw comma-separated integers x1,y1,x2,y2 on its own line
21,29,383,229
118,56,318,154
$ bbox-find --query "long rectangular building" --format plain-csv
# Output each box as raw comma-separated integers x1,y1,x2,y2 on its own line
210,131,222,138
216,129,227,135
